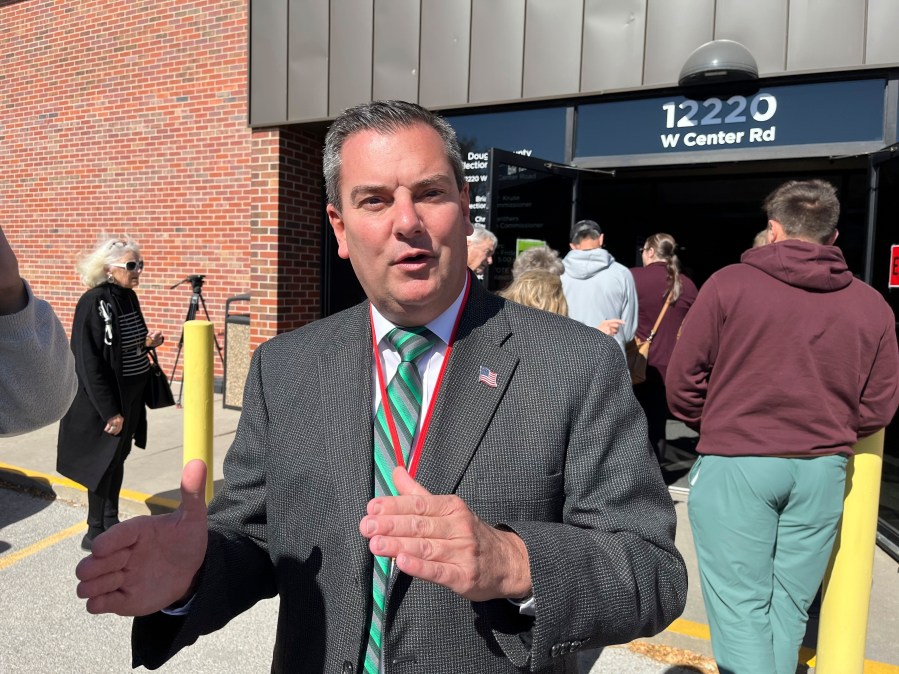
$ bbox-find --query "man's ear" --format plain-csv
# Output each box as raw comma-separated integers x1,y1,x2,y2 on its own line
767,220,784,244
460,183,474,236
598,233,605,248
326,204,350,260
826,229,839,246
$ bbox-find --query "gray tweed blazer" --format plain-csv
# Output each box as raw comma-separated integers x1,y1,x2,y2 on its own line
132,278,687,673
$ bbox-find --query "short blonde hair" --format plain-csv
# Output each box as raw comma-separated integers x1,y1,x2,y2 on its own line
752,228,768,248
498,270,568,317
77,237,141,287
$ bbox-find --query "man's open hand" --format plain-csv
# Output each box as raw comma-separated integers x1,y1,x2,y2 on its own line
359,466,532,602
75,459,210,616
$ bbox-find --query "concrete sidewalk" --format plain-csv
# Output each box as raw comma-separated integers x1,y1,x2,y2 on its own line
1,403,897,672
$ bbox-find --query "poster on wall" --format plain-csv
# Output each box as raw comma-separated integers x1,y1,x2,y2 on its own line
890,245,899,289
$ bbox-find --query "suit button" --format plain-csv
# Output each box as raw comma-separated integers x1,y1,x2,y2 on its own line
342,661,354,674
551,644,560,657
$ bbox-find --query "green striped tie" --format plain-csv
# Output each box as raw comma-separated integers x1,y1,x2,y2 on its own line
364,326,435,674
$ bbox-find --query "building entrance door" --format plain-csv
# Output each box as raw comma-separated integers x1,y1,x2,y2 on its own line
868,146,899,561
485,148,579,291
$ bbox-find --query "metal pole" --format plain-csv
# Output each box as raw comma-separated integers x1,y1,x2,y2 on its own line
815,429,886,674
182,320,214,503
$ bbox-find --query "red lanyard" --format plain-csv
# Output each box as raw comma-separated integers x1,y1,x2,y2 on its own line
370,279,470,479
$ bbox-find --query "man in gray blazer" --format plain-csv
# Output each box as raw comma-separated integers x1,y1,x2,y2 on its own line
76,101,686,673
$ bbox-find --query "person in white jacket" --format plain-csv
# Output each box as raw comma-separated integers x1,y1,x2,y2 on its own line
561,219,638,352
0,225,77,436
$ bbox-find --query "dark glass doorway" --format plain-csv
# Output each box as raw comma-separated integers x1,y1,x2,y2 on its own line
575,162,870,287
482,150,898,556
869,147,899,561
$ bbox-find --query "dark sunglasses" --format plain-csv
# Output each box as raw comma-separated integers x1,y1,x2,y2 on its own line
109,260,144,272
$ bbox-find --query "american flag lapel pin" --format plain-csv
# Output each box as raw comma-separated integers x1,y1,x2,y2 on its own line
478,366,498,388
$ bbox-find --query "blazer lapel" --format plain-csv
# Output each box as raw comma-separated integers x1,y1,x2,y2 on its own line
415,283,519,497
320,305,374,576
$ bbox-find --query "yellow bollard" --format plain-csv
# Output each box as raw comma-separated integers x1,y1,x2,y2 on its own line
815,429,886,674
182,320,214,503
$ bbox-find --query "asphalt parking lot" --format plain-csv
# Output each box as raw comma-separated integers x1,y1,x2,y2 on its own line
0,482,280,674
0,481,727,674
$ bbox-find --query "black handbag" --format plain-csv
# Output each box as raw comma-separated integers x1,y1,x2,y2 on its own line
145,348,176,409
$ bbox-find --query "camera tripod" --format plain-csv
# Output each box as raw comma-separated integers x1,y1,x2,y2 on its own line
169,274,225,406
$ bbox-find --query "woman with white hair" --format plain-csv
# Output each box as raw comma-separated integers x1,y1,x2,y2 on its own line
57,237,165,551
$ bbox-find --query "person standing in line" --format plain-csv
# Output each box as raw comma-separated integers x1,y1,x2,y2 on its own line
0,225,77,436
511,244,623,338
75,100,686,674
630,233,698,464
752,228,768,248
57,238,164,551
666,179,899,674
561,219,638,352
510,245,564,279
497,269,568,316
466,224,497,281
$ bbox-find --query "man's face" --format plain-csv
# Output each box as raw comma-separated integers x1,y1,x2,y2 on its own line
467,239,495,276
326,123,473,326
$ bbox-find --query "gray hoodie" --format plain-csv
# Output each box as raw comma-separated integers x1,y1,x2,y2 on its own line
561,248,638,351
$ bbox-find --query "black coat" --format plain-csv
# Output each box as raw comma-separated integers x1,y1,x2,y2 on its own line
57,283,148,491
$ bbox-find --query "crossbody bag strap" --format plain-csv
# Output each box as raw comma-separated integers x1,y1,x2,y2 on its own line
646,291,673,343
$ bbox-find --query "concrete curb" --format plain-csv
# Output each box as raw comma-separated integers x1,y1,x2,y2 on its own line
0,462,178,516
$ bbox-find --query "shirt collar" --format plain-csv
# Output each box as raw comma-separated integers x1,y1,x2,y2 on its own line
370,276,469,347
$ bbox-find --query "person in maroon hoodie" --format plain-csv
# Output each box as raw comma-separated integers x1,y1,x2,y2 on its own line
667,179,899,674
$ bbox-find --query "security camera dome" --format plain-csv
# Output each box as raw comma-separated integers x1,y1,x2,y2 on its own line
679,39,759,86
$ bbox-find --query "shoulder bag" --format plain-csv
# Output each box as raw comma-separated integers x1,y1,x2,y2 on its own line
625,291,672,385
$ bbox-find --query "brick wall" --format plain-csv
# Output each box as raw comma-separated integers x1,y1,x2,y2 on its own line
0,0,258,382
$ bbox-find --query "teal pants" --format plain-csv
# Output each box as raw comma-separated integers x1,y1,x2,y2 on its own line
687,454,847,674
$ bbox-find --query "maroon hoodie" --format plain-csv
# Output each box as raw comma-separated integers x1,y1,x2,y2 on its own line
667,240,899,457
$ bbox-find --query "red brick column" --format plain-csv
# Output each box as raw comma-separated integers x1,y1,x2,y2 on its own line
249,126,324,350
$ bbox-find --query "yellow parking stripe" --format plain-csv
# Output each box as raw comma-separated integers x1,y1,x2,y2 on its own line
665,618,899,673
666,617,711,641
0,522,86,571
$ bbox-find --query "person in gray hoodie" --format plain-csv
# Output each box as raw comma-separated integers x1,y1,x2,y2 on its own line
561,219,638,351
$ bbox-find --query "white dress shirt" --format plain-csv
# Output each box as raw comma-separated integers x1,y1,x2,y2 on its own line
369,282,467,430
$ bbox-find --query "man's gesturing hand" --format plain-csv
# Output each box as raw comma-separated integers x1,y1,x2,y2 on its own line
75,459,210,616
359,467,532,602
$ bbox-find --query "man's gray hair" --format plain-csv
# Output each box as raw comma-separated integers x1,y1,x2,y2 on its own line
512,246,563,279
323,100,466,210
467,226,498,247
